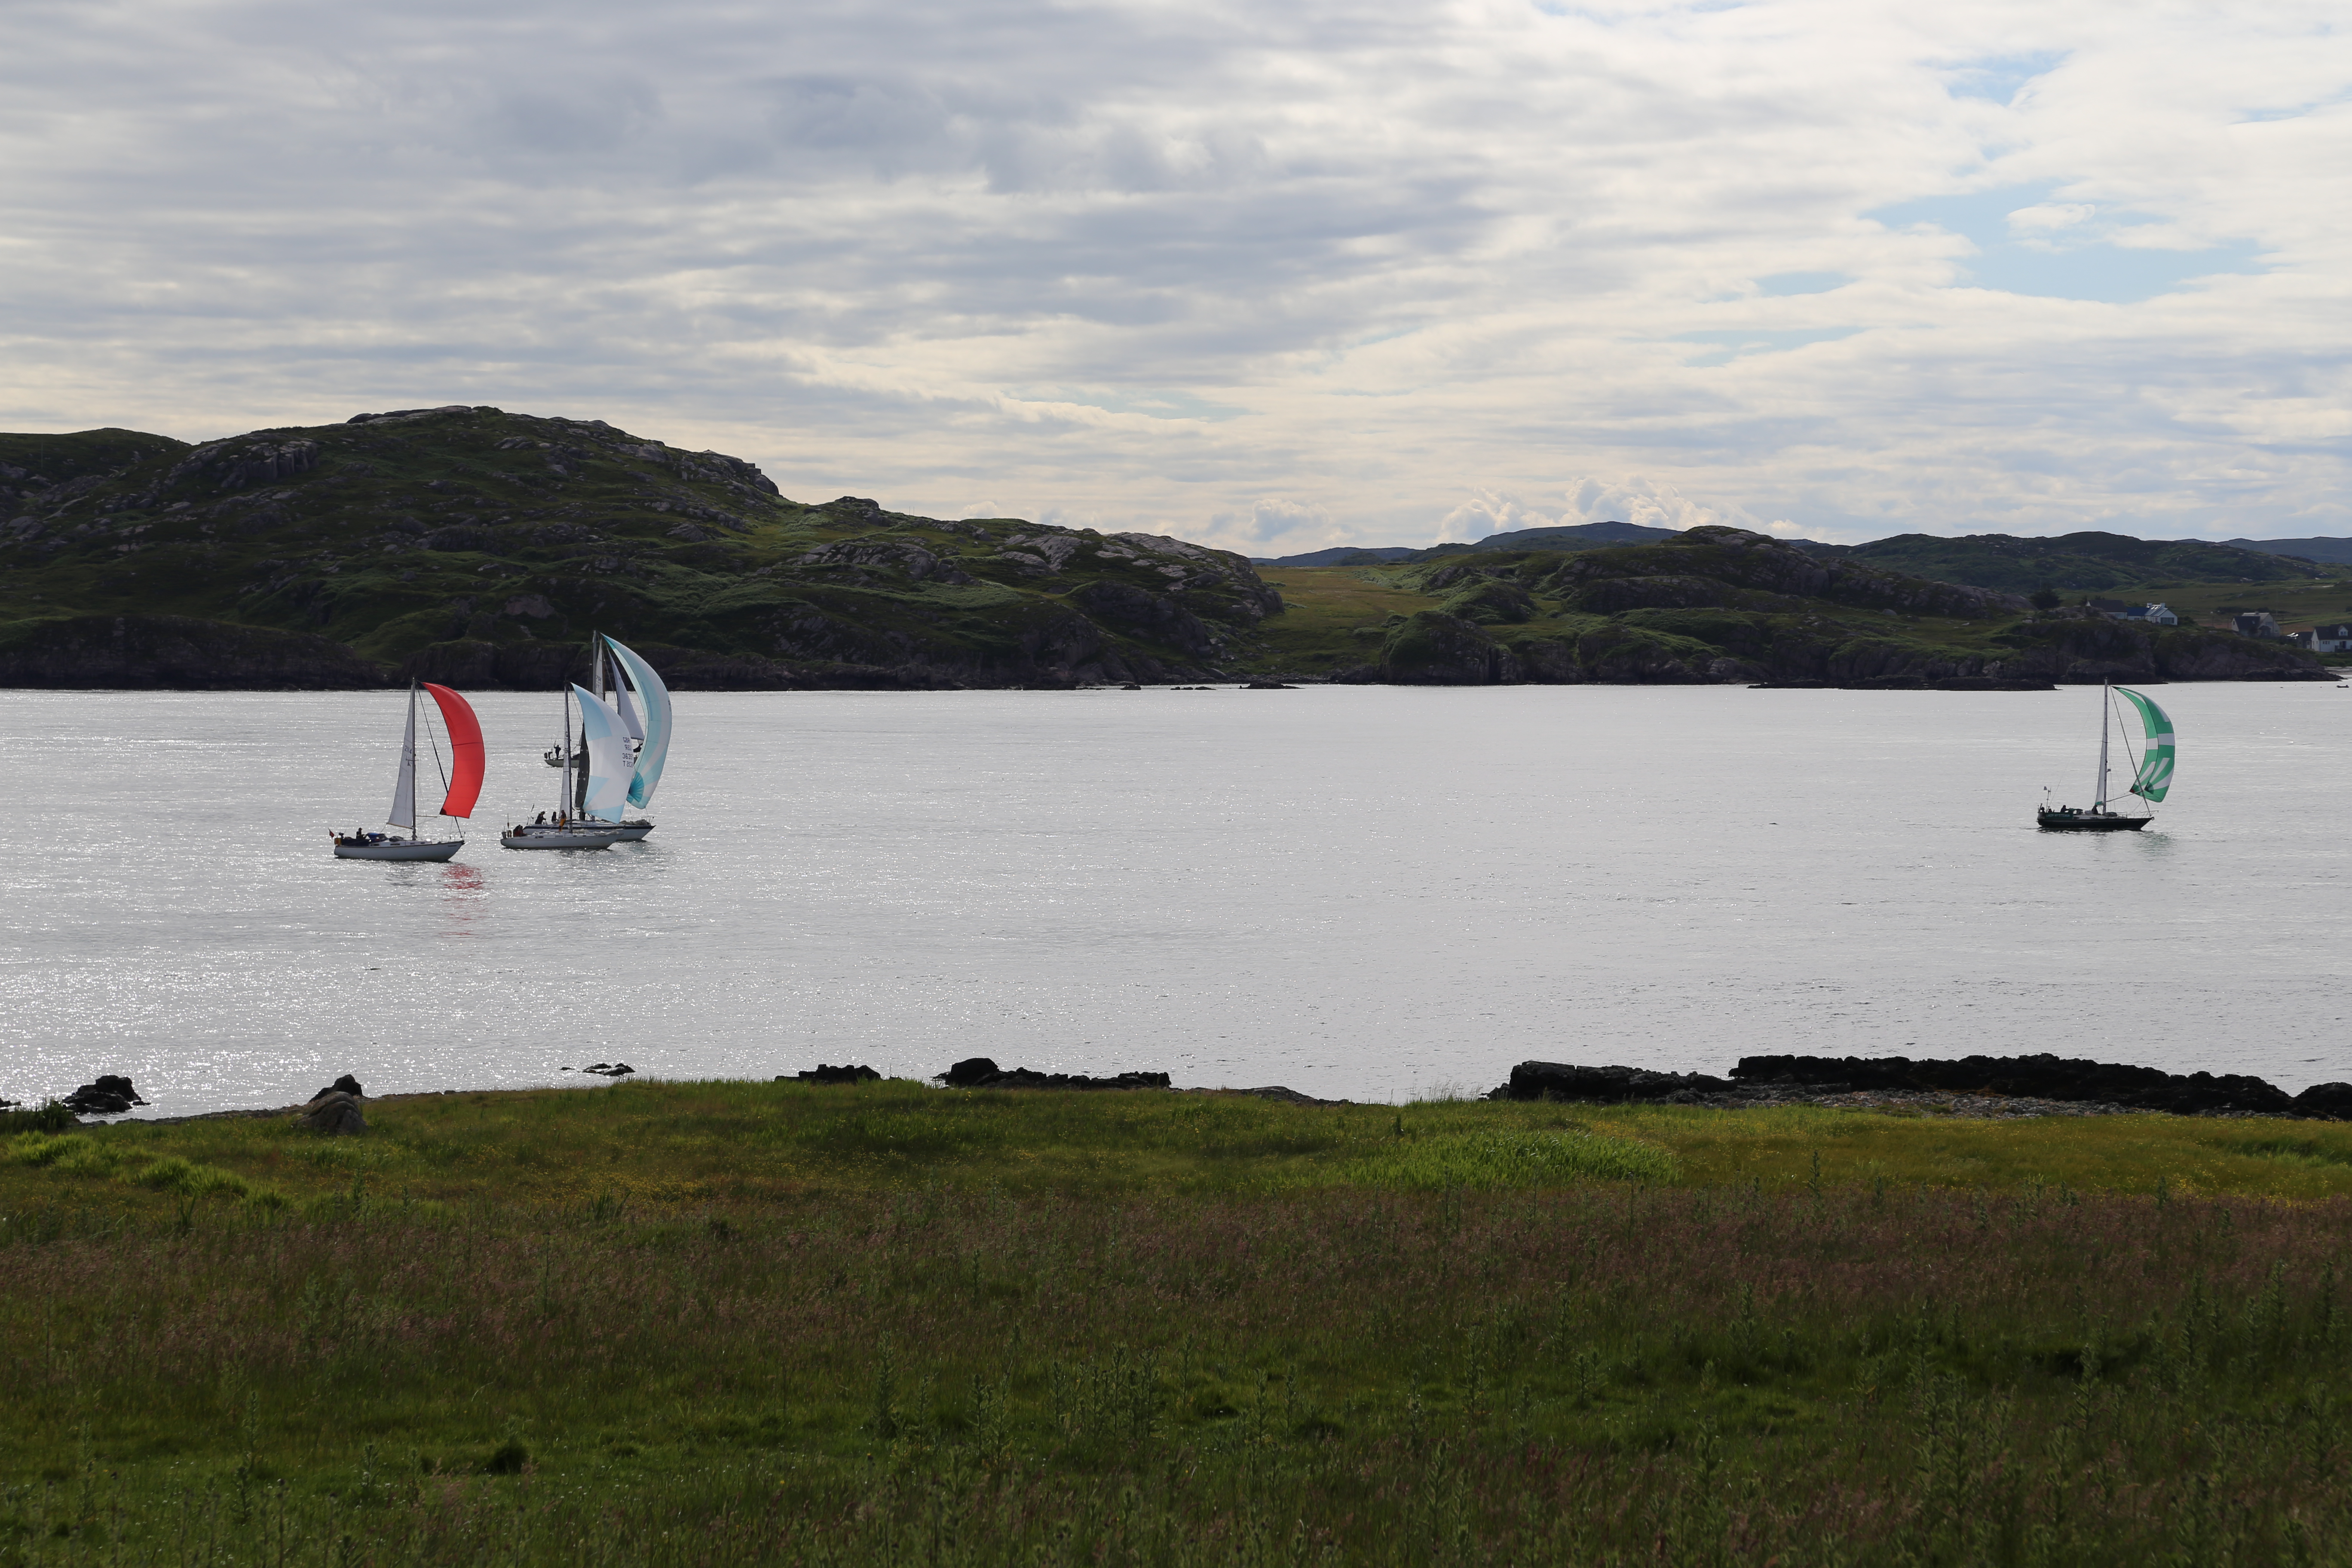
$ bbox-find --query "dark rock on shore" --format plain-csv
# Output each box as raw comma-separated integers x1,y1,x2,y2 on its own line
61,1074,146,1115
1489,1063,1733,1104
980,1069,1173,1090
2295,1083,2352,1119
315,1074,364,1099
580,1063,634,1078
786,1064,881,1085
1489,1053,2348,1119
938,1057,1171,1091
1735,1054,2299,1116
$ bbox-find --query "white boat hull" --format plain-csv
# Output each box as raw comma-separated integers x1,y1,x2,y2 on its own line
501,825,622,850
610,821,654,841
334,838,464,861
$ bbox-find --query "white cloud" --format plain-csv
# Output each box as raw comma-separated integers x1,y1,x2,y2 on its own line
2006,202,2098,241
1423,477,1770,549
1434,492,1558,544
1210,498,1335,547
0,0,2346,549
1556,478,1760,535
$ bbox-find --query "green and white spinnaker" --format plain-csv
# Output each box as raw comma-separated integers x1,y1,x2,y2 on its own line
2114,686,2174,802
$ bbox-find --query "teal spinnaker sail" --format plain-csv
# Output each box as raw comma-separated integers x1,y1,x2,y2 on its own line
604,637,671,808
2115,686,2174,802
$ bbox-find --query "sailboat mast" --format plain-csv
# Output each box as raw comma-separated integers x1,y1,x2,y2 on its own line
580,631,600,819
2095,682,2112,812
560,685,573,822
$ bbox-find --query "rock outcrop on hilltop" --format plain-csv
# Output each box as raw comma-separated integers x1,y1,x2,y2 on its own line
1326,527,2331,686
0,407,1285,689
1493,1054,2352,1119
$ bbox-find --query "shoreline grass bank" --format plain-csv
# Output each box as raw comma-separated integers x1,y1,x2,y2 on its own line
7,1081,2352,1565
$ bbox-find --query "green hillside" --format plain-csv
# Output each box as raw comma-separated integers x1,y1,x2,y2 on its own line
1810,530,2328,594
0,410,2335,688
0,407,1280,688
1256,527,2330,685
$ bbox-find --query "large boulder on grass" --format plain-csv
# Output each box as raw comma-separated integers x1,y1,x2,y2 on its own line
297,1090,366,1135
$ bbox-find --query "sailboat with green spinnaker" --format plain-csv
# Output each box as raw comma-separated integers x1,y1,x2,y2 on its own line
2038,683,2174,832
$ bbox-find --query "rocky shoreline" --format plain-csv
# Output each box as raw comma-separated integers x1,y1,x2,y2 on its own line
15,1053,2349,1128
1490,1054,2352,1120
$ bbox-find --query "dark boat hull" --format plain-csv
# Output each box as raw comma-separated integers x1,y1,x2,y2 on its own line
2037,811,2150,833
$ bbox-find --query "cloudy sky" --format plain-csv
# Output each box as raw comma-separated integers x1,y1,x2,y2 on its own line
3,0,2346,551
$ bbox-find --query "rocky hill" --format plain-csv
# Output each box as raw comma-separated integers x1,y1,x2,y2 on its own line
1266,523,2329,587
1272,527,2331,685
0,407,1283,689
6,411,2331,691
2219,536,2352,566
1796,530,2327,594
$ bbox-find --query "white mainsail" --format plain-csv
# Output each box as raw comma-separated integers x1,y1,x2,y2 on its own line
386,685,419,831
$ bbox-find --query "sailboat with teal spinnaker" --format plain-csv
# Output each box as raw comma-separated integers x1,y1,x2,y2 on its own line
2038,683,2173,832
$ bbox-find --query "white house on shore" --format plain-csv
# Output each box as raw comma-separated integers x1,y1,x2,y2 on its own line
2314,623,2352,654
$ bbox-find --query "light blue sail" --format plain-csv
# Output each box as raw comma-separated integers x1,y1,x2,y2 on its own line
570,684,634,821
604,637,671,808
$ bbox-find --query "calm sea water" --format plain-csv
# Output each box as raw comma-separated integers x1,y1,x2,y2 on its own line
5,684,2350,1115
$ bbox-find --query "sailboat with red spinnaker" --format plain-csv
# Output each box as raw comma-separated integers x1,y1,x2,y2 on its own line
331,682,486,860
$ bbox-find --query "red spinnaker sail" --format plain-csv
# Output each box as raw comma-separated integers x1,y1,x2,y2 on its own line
420,683,485,819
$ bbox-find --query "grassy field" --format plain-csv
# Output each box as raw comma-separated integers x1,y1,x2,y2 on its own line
2141,576,2352,633
8,1081,2352,1565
